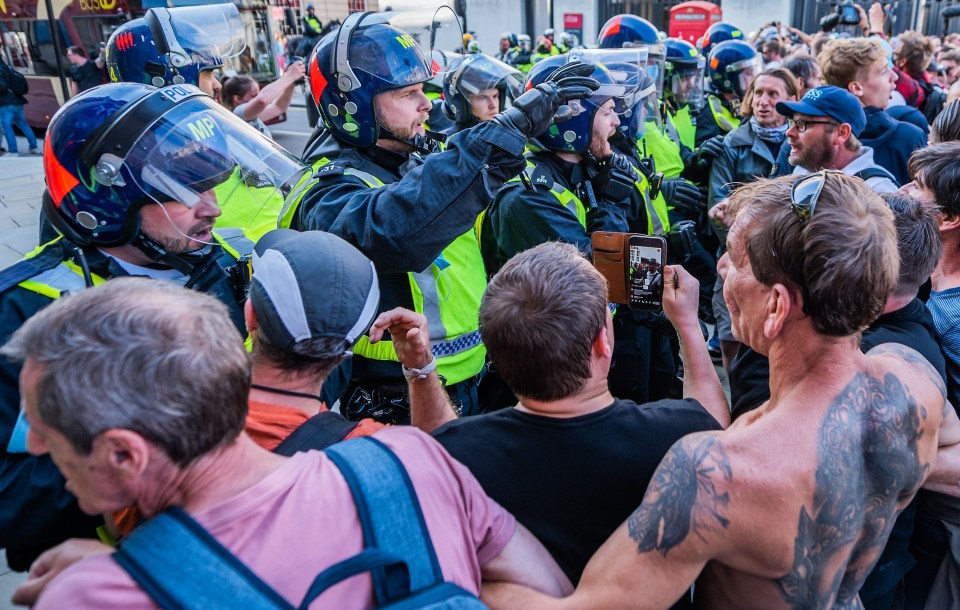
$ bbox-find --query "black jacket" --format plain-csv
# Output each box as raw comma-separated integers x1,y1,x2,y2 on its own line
0,59,27,107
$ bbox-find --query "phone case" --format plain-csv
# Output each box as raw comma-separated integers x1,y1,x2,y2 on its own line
591,232,636,304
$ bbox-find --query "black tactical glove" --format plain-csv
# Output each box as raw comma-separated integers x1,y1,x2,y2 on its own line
592,153,637,204
659,178,703,211
492,61,600,138
697,135,725,163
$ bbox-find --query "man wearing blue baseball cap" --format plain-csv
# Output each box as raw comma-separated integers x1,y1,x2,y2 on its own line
777,85,899,193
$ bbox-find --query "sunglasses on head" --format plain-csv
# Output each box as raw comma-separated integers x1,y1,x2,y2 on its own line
790,170,843,224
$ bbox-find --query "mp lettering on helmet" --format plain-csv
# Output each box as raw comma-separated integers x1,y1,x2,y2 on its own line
187,117,218,141
395,34,416,49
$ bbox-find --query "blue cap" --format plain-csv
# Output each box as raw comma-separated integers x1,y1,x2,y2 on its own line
776,85,867,137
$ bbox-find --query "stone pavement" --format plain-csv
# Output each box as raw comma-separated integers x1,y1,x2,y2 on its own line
0,136,40,605
0,133,44,270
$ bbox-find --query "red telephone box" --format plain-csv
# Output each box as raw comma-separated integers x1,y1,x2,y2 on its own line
669,1,722,44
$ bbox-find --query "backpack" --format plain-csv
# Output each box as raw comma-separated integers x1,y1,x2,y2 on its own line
2,63,28,97
272,410,358,456
853,166,900,188
112,437,487,609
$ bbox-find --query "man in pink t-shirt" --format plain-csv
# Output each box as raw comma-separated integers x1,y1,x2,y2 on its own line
3,278,569,609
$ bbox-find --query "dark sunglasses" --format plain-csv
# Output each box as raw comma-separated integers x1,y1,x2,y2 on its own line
790,170,842,223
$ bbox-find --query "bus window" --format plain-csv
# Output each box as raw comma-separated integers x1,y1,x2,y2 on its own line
0,18,67,76
0,28,33,72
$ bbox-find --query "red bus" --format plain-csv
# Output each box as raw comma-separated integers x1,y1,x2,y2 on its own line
0,0,287,128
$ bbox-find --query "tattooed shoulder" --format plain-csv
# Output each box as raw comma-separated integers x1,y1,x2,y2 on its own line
778,371,929,608
628,433,733,557
867,342,947,399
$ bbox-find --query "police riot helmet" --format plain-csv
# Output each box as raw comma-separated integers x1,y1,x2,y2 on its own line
707,40,763,98
525,54,638,154
518,34,532,51
106,4,244,89
500,32,518,47
597,15,666,98
442,53,523,126
597,14,659,48
664,38,705,109
559,32,577,50
43,83,308,251
699,22,745,57
309,10,455,148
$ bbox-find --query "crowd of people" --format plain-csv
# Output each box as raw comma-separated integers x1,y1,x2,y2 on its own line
4,2,960,608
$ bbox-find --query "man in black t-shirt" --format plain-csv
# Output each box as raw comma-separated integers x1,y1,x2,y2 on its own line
66,46,102,95
433,242,727,594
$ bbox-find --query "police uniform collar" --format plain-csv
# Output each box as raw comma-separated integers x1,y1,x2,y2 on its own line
362,143,414,173
539,150,587,185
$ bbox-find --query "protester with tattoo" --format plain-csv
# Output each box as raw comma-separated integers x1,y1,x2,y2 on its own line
483,172,948,609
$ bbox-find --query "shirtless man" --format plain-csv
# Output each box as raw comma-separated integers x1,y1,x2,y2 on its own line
483,172,948,609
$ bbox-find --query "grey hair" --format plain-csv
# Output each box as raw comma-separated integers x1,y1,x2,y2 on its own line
1,278,250,465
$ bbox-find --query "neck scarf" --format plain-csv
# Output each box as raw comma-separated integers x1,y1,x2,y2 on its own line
750,116,789,144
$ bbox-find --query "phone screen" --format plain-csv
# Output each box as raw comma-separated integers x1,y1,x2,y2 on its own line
627,236,666,310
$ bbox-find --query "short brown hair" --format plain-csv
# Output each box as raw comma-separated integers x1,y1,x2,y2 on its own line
819,38,887,90
727,174,898,336
931,99,960,143
880,192,942,297
896,30,936,78
740,67,799,117
480,242,608,401
909,142,960,217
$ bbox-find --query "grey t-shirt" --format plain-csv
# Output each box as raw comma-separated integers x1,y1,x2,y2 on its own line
234,103,271,139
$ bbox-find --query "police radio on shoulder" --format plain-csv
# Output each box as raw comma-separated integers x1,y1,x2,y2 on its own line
402,355,438,381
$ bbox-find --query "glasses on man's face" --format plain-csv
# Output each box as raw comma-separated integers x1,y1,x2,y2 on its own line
786,118,837,133
790,170,842,223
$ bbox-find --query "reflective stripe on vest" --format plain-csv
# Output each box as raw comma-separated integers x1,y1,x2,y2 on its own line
307,159,486,384
708,95,740,134
507,163,587,230
629,165,668,236
19,259,107,299
278,158,330,230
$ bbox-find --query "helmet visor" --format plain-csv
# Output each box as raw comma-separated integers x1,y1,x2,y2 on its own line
566,49,648,117
450,54,524,102
671,60,705,109
622,77,660,138
121,95,308,242
151,4,246,68
730,55,764,97
382,6,463,77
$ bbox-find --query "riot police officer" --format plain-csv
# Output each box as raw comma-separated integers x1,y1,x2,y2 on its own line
442,53,523,135
283,12,598,420
695,38,762,146
0,82,307,569
104,4,246,103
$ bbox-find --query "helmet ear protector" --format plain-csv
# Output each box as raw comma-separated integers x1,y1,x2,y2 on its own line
332,11,369,93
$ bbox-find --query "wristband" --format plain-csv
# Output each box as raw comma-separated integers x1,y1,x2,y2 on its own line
402,355,438,381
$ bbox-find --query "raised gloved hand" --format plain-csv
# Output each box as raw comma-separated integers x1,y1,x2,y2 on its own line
592,153,637,204
493,61,600,138
659,178,703,211
697,135,725,163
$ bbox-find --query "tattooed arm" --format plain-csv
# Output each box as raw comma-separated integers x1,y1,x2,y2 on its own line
484,432,733,610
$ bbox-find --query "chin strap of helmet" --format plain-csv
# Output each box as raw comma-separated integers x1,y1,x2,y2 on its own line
130,232,214,276
377,127,447,155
